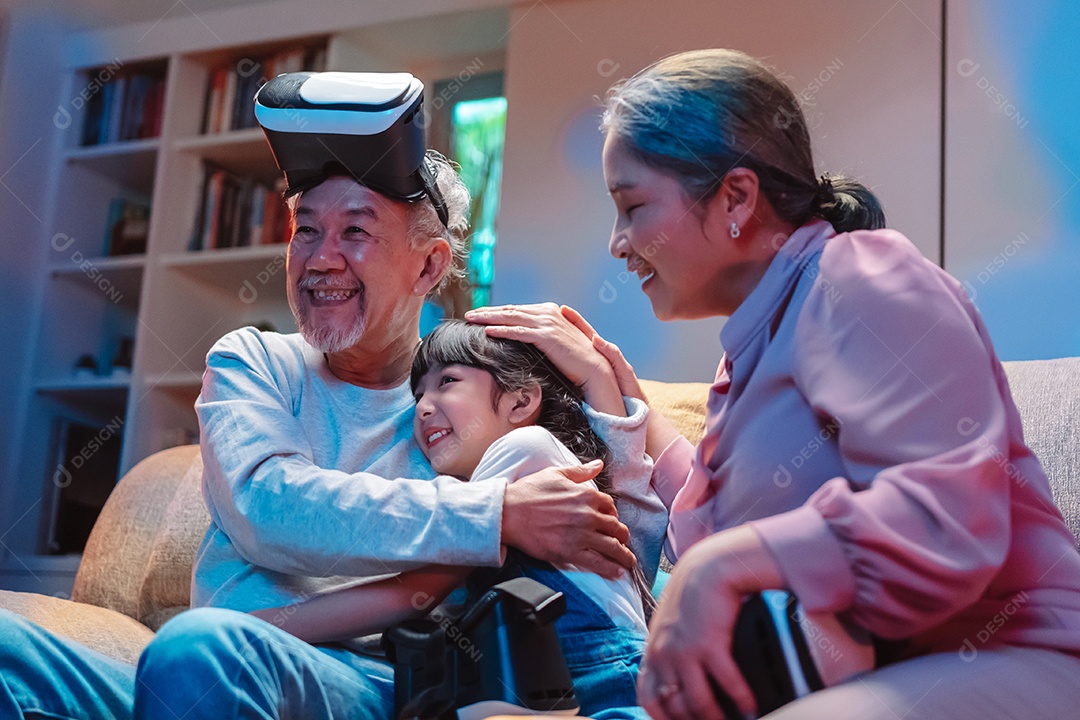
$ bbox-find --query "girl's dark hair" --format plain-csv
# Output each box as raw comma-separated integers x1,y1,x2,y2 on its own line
411,320,656,612
411,320,612,492
602,49,885,233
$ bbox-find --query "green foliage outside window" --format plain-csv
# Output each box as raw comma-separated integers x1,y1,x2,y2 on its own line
451,96,506,309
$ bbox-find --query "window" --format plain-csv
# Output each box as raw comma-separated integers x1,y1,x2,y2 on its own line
427,71,506,318
451,95,506,309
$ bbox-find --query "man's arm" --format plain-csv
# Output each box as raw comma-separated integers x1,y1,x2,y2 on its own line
199,327,635,579
198,328,506,577
501,464,635,578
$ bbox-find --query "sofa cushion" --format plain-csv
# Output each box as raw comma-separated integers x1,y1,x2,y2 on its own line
1002,358,1080,546
137,451,210,630
639,379,712,446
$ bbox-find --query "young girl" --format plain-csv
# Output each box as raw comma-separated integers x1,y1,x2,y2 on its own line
251,320,656,718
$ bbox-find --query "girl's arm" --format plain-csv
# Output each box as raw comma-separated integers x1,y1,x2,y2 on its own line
589,331,684,461
250,565,471,644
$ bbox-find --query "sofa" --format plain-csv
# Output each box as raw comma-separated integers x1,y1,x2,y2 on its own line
1,360,1078,668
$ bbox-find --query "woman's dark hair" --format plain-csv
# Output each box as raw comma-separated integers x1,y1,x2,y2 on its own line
411,320,612,493
602,49,885,233
411,320,656,612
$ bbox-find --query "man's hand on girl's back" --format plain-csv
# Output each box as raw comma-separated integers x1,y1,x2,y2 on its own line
501,460,635,579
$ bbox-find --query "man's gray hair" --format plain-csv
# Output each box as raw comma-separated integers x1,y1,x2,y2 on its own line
406,150,470,293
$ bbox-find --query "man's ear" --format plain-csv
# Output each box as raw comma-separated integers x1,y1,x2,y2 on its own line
413,237,453,296
506,385,543,426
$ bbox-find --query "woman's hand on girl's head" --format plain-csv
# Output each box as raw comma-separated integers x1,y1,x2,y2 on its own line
464,303,627,417
641,525,784,720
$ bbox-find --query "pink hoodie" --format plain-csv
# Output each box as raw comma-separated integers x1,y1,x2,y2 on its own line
652,219,1080,662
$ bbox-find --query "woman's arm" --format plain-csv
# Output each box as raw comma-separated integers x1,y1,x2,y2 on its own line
755,231,1018,637
250,565,471,644
585,314,700,518
639,525,783,719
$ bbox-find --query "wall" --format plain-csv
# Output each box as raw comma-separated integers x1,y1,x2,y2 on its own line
495,0,943,382
945,0,1080,360
0,9,73,569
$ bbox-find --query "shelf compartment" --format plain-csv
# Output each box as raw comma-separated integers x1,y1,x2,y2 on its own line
49,255,145,311
34,377,131,417
161,243,287,295
64,137,159,189
33,267,140,382
174,128,281,185
51,160,155,260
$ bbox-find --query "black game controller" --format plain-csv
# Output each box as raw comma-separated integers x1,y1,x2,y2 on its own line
712,591,826,719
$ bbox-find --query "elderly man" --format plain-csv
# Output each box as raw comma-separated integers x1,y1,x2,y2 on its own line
129,73,663,719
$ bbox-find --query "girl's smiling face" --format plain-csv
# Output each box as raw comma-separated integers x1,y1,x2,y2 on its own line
413,363,534,479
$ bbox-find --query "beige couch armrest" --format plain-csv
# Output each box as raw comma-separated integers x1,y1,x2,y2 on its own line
72,444,209,630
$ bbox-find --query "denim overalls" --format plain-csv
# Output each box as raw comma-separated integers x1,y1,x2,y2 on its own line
468,550,649,719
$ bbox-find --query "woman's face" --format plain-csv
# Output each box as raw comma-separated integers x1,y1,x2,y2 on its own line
602,134,737,320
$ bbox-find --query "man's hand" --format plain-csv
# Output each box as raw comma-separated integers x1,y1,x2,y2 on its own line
501,460,635,579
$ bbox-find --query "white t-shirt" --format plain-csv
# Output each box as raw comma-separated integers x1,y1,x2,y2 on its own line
472,425,649,634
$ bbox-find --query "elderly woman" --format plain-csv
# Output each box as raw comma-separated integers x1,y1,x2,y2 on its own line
467,49,1080,719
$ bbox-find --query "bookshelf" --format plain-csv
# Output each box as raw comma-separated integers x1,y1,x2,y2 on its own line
4,5,509,594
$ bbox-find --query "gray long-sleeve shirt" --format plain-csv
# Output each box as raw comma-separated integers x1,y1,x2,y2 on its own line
191,327,666,612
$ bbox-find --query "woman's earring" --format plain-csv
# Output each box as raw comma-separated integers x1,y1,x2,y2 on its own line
729,222,741,239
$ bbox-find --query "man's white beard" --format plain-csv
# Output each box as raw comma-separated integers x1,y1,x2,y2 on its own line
289,278,369,354
299,317,367,353
290,299,367,353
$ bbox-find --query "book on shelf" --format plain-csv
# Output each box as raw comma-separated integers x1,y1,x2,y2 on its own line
200,44,327,135
189,163,289,251
80,68,166,146
102,198,150,256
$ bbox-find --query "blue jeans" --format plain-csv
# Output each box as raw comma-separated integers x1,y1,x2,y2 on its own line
0,607,394,720
0,609,136,719
1,564,644,720
135,607,394,719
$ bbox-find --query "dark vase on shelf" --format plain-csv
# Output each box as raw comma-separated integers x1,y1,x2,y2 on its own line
111,337,134,376
74,354,98,379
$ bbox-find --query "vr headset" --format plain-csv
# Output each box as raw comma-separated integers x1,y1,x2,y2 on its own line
383,576,580,720
716,591,875,718
254,71,449,226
